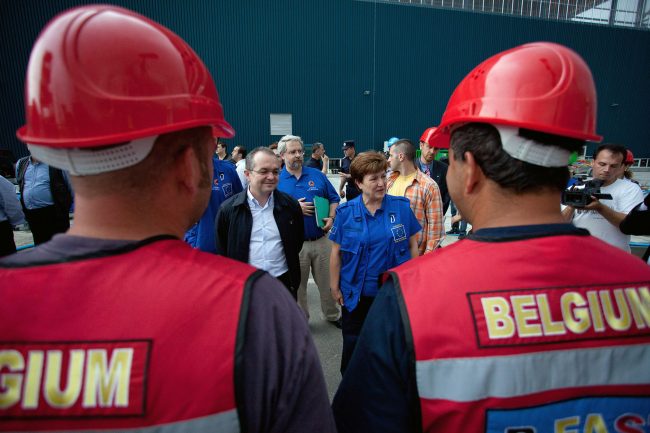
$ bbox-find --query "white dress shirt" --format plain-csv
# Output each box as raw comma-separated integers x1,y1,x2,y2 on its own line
247,189,288,277
236,159,248,189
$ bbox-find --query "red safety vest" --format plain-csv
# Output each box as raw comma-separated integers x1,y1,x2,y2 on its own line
391,234,650,432
0,238,256,432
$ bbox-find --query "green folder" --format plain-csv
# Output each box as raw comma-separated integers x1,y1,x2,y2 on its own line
313,196,330,228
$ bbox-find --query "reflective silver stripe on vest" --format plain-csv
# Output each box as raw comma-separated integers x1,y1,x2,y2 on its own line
5,409,239,433
416,343,650,402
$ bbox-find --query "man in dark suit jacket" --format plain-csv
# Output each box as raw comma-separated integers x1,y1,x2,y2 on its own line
216,147,304,298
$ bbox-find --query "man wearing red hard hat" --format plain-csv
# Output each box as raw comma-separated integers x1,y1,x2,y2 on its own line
418,126,451,215
621,149,640,184
0,5,335,432
333,42,650,432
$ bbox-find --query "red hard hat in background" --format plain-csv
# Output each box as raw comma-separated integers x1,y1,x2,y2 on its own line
16,5,234,148
437,42,601,145
625,149,634,165
419,126,449,149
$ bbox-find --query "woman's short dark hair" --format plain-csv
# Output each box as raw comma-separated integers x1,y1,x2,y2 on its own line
450,123,584,194
350,151,388,184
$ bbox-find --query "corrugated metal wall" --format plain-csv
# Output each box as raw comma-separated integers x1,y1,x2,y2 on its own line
1,0,649,163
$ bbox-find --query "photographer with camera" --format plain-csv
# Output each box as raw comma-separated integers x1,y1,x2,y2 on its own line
562,143,644,252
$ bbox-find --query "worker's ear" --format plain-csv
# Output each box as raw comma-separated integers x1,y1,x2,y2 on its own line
462,151,485,195
174,145,199,194
175,139,213,196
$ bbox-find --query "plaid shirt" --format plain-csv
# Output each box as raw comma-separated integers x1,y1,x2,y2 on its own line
387,170,445,254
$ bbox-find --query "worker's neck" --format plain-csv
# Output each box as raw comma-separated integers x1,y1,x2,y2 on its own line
68,197,187,241
467,189,565,231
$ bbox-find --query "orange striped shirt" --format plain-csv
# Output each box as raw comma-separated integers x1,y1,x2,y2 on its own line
387,170,444,254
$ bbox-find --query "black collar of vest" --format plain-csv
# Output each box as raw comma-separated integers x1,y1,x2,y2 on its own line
466,223,590,243
0,234,178,268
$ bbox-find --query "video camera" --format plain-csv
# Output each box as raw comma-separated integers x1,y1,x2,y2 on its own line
561,178,613,208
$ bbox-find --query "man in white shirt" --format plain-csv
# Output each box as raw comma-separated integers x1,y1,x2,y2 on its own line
232,145,248,189
216,147,304,297
563,143,645,252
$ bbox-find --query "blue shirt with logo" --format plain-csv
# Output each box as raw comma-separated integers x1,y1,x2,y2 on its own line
185,157,242,253
278,166,340,240
329,194,420,310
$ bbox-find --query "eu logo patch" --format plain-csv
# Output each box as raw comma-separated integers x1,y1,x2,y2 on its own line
391,224,406,242
222,183,233,197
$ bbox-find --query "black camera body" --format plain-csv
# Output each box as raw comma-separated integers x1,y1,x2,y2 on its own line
562,179,613,208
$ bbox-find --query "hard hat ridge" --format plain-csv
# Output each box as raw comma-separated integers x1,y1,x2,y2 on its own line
17,4,234,154
436,42,601,152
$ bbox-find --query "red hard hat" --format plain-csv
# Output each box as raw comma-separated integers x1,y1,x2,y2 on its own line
16,5,234,148
437,42,601,147
419,126,449,149
420,126,449,149
625,149,634,165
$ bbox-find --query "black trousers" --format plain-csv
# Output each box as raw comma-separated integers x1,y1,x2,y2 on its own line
0,220,16,257
276,271,298,300
24,205,70,245
340,295,375,375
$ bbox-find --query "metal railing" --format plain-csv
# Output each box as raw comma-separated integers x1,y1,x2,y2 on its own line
582,156,650,167
372,0,650,29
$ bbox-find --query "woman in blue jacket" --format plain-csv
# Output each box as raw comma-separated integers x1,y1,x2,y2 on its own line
329,151,420,373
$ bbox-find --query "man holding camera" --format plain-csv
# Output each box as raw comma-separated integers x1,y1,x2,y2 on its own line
562,143,644,252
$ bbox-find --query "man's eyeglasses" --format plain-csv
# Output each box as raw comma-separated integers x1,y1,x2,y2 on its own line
250,169,280,177
286,150,305,156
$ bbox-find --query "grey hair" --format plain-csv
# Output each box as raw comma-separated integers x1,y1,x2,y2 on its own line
278,135,303,155
245,147,279,171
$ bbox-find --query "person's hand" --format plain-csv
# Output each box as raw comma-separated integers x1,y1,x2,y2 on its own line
322,154,329,163
322,217,334,232
451,214,462,224
297,197,315,216
339,189,346,198
331,287,343,305
339,172,347,179
584,197,603,212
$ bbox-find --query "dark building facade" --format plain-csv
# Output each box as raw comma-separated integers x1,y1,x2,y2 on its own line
2,0,649,162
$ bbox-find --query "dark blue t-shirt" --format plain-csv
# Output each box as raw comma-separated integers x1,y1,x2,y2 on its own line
340,156,360,200
305,157,323,171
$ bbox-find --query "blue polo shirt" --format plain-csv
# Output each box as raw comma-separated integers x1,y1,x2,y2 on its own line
185,157,242,253
278,166,340,240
